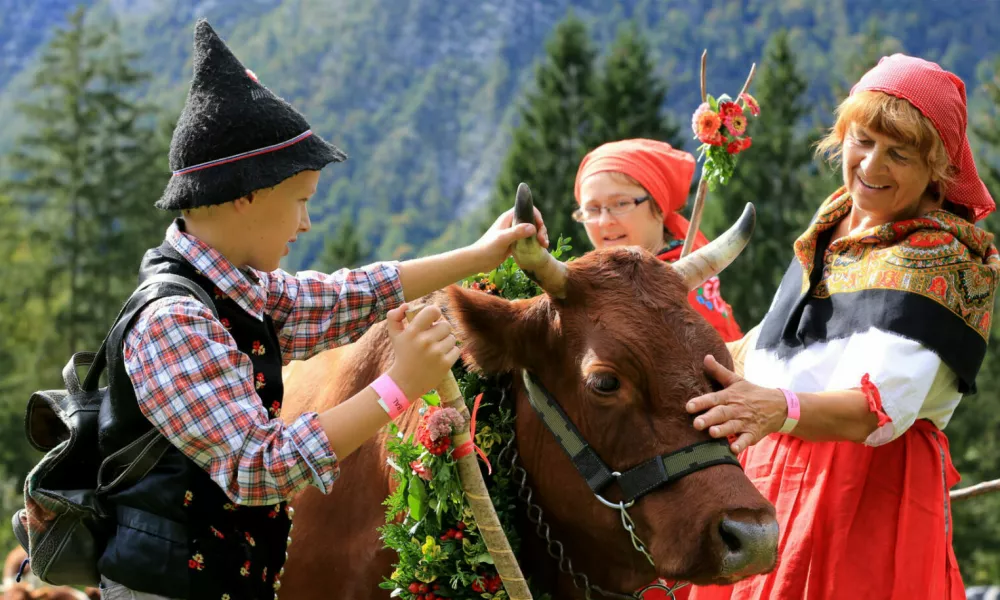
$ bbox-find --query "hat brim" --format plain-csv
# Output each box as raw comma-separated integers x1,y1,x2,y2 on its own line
155,133,347,211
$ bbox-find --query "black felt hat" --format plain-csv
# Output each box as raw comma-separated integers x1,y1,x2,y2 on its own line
156,19,346,210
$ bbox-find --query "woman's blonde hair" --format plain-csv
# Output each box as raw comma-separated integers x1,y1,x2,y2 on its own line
815,90,954,192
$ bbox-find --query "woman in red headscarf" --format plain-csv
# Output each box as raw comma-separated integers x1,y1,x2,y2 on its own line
683,55,999,600
573,138,744,342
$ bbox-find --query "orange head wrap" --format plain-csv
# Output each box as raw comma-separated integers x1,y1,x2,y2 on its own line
573,138,708,251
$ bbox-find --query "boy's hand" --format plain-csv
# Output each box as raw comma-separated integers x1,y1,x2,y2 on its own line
472,206,549,272
384,303,460,400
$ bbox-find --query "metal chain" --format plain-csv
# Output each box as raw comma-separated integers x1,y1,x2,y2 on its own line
618,504,655,567
494,384,688,600
498,429,638,600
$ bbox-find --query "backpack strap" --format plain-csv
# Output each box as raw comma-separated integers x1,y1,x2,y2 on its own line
80,274,218,391
86,274,218,496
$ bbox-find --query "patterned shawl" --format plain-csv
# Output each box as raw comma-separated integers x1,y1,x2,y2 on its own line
756,187,1000,393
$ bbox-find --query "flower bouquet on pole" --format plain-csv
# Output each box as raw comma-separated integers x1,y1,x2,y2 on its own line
680,51,760,258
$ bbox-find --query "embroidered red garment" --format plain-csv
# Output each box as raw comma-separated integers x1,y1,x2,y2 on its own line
659,244,743,343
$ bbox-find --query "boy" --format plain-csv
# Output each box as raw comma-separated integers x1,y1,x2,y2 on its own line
97,20,547,600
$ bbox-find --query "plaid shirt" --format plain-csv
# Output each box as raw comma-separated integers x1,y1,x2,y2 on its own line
123,221,405,506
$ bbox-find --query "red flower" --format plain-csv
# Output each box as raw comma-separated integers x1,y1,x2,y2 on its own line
220,318,231,330
410,460,432,481
417,427,451,456
251,341,266,356
210,526,225,539
240,561,251,577
742,136,752,150
724,112,747,136
740,92,760,116
703,131,725,147
255,372,266,390
719,101,742,121
726,139,743,155
245,532,256,547
270,400,282,418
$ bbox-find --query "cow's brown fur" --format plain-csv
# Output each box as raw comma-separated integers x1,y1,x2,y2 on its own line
279,247,776,599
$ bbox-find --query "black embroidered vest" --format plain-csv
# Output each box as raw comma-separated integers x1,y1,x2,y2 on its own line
99,239,290,600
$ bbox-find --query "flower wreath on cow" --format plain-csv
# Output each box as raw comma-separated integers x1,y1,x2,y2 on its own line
378,248,557,600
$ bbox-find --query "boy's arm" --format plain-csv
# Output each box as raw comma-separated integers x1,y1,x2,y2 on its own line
125,297,342,506
266,204,547,363
265,262,405,363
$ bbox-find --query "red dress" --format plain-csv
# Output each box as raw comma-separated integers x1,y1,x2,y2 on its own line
685,420,965,600
658,241,743,343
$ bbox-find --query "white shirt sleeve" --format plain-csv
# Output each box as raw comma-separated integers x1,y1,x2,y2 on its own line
825,328,961,446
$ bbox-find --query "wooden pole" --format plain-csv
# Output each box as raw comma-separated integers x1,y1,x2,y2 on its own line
950,477,1000,502
406,309,532,599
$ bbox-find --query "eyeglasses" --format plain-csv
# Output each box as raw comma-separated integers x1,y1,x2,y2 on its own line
572,196,650,223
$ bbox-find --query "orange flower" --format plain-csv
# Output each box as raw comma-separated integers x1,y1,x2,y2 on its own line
692,102,722,142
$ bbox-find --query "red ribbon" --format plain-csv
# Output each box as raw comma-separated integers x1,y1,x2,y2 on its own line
452,393,492,474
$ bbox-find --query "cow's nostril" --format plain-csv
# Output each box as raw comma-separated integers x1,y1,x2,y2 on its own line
718,519,743,554
716,513,779,577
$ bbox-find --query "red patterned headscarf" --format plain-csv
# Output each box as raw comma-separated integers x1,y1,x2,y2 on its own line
574,139,709,249
851,54,995,222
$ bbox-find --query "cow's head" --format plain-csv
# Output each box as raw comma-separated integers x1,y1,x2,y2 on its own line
447,185,778,590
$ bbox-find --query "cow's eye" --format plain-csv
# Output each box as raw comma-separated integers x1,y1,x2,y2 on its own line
588,373,621,395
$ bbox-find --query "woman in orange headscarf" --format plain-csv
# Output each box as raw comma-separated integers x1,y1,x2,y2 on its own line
573,138,744,342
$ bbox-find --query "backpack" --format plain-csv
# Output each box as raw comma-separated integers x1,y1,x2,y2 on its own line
10,273,217,588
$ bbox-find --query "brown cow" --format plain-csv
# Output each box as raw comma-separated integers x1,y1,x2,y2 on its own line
2,547,100,600
279,190,779,599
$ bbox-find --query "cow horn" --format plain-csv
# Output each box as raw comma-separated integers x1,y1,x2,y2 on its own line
511,182,568,299
672,202,756,290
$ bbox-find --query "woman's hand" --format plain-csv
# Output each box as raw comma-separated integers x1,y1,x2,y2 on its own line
686,355,788,454
472,205,549,272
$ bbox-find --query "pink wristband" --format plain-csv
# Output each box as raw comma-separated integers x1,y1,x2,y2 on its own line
777,388,800,434
371,373,411,420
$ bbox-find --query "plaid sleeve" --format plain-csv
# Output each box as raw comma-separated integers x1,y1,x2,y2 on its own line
123,297,340,506
263,261,405,363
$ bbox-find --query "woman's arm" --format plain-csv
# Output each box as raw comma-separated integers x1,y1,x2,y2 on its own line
685,355,880,454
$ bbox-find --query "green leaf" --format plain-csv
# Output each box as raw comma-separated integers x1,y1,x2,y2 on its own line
407,475,428,521
422,390,441,406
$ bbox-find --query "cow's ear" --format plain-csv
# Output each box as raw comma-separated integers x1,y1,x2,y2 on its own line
446,285,553,374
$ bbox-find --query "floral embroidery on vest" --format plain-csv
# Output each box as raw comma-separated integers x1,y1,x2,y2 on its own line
189,553,205,571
